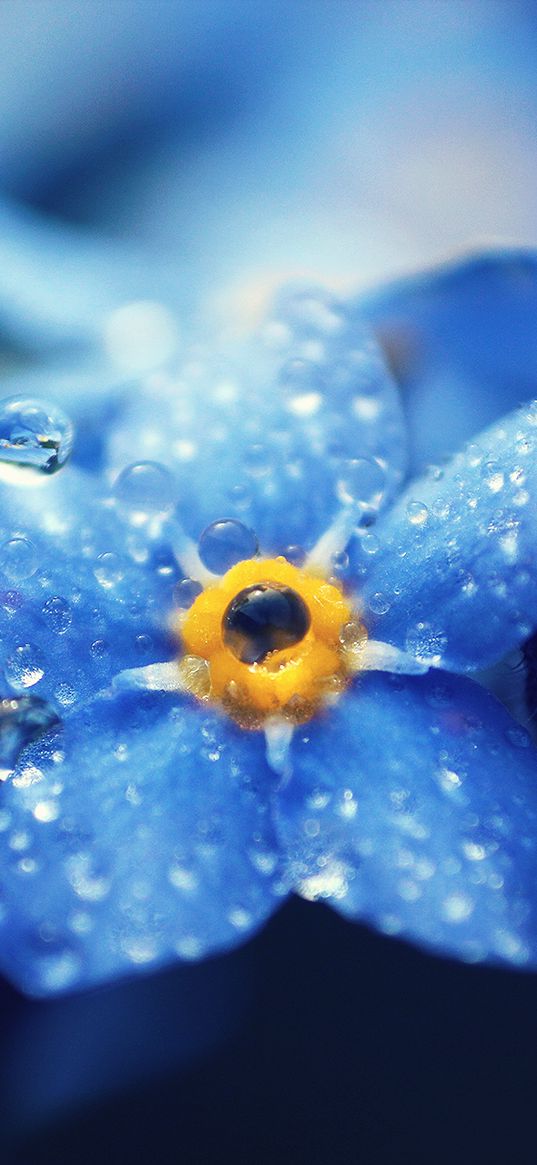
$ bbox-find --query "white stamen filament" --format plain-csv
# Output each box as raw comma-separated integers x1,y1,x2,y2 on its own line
112,661,184,693
348,639,429,676
264,716,295,783
306,507,357,573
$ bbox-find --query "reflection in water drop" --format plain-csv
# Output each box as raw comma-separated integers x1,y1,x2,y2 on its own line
0,397,74,481
0,695,60,779
198,519,259,574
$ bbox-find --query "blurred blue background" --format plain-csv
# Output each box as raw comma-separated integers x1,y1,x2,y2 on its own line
1,0,537,332
1,3,537,1162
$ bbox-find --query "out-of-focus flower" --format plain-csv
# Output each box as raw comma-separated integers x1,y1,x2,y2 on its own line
1,253,537,996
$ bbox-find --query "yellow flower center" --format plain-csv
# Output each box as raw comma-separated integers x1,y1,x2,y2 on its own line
175,556,365,729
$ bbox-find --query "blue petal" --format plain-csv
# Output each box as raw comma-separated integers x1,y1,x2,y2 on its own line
360,250,537,472
274,672,537,968
0,468,178,711
0,693,282,995
358,401,537,671
107,288,407,554
0,199,184,351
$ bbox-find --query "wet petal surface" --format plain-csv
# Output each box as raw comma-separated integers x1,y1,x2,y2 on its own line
361,250,537,471
358,401,537,671
275,672,537,968
0,466,179,711
0,692,282,995
107,288,407,554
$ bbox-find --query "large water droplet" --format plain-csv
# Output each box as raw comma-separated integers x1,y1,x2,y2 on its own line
336,457,386,513
5,643,45,690
0,695,59,778
0,397,73,481
198,519,258,574
0,537,37,581
113,461,177,525
223,583,310,664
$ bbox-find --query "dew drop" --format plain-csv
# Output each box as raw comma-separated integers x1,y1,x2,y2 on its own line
0,397,73,480
90,638,109,660
5,643,45,690
41,595,72,634
198,519,258,574
94,551,125,590
173,578,203,609
0,694,59,778
283,544,306,566
245,443,270,478
223,583,310,664
368,591,390,616
279,358,324,393
113,461,177,525
406,500,429,526
505,725,531,749
481,461,504,493
336,457,386,513
0,537,38,582
466,443,484,468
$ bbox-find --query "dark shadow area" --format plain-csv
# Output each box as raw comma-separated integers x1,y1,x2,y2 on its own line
3,895,537,1164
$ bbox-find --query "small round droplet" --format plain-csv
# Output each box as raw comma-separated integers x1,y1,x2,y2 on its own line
406,500,429,526
361,532,379,556
466,443,483,468
284,545,306,566
5,643,45,690
198,519,258,574
90,638,109,660
505,725,531,749
0,537,37,581
368,591,390,616
0,694,60,776
173,578,203,609
336,457,386,513
481,461,504,493
94,552,125,590
223,583,310,664
41,595,72,634
245,443,270,479
0,397,73,481
114,461,177,525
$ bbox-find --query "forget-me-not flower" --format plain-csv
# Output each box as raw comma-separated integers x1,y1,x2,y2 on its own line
2,250,537,996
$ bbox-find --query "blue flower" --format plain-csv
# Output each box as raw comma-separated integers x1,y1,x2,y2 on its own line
2,250,537,997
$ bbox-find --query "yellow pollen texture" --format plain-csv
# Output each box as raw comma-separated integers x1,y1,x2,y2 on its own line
176,556,361,728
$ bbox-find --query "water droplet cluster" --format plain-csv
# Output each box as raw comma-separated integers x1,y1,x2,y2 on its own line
359,401,537,671
107,287,406,553
275,672,537,969
0,697,285,993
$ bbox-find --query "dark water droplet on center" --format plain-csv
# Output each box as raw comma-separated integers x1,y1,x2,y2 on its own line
223,583,310,665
